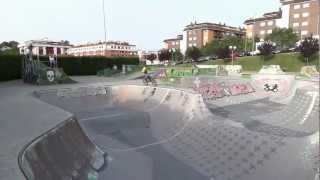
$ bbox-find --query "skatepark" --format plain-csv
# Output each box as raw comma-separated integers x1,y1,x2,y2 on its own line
0,66,319,180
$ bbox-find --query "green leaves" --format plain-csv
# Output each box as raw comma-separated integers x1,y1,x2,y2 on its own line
265,28,299,49
186,46,201,61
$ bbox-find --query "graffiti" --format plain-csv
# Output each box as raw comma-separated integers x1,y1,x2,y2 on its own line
194,82,255,100
264,84,279,92
301,66,319,78
46,70,55,82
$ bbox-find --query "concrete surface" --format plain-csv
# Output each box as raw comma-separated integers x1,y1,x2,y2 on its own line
0,76,319,180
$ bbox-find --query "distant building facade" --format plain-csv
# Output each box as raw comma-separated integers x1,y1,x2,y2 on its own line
184,22,246,49
163,22,245,54
244,10,284,41
244,0,319,41
163,35,183,50
19,40,71,56
67,41,137,57
281,0,320,38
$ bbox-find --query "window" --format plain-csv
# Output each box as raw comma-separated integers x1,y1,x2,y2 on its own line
189,37,193,41
301,30,308,35
193,43,197,46
294,13,300,18
302,12,309,17
260,22,266,27
193,37,197,40
267,30,272,34
303,3,310,8
302,21,309,26
267,21,274,26
260,30,265,35
294,4,301,9
293,22,300,27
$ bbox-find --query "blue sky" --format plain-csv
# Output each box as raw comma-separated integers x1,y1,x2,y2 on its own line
0,0,280,49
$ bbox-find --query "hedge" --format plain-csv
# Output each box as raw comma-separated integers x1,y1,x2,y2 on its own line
200,53,319,72
0,55,139,82
0,55,22,81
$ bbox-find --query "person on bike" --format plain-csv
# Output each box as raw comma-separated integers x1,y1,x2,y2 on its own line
141,65,151,82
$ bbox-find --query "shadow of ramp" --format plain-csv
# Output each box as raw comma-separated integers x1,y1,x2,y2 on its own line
18,117,107,180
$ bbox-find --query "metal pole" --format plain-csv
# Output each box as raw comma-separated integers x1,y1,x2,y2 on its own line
232,49,234,66
102,0,108,56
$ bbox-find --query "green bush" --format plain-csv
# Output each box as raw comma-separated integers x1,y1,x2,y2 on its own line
0,55,22,81
0,55,139,81
56,56,139,76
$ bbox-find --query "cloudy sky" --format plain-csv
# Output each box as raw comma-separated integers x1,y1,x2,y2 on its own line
0,0,279,50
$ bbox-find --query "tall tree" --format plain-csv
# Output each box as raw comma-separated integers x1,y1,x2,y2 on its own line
186,46,202,61
172,50,183,62
158,49,170,61
265,28,298,49
146,53,157,62
298,36,319,65
258,41,276,60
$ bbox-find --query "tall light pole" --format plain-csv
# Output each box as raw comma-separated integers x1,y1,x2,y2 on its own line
229,46,237,66
102,0,108,45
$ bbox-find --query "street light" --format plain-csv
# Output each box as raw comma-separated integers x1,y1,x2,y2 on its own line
169,48,176,66
229,46,237,66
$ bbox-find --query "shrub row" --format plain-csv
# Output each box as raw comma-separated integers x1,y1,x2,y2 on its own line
0,55,22,81
0,55,139,81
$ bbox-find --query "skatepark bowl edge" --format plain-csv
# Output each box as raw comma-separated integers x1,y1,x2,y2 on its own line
15,83,320,180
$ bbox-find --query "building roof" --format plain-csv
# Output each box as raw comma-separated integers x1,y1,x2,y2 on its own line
244,9,282,25
184,22,245,34
163,35,183,43
280,0,311,5
19,40,71,48
72,41,136,48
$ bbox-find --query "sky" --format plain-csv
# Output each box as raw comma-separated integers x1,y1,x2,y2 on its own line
0,0,280,50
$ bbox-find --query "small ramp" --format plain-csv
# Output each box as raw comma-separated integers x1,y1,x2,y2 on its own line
244,87,319,136
18,117,106,180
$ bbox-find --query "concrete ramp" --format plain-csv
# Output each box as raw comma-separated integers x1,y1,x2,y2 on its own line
31,85,319,180
245,87,319,136
18,117,106,180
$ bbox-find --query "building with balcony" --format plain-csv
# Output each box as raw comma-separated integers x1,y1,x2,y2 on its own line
18,39,71,56
244,0,319,41
281,0,320,39
67,41,137,57
184,22,246,49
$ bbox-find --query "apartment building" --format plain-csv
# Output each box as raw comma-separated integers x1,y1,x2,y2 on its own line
184,22,246,49
163,22,245,53
281,0,320,38
244,10,285,41
244,0,319,41
67,41,137,57
163,35,183,50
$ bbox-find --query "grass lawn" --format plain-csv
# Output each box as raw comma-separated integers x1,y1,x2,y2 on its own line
199,53,319,72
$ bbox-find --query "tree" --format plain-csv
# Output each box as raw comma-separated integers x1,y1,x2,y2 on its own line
265,28,298,49
216,46,230,59
0,41,19,55
186,46,201,61
298,36,319,65
146,53,157,62
158,49,170,61
202,36,247,56
258,41,275,60
172,50,183,62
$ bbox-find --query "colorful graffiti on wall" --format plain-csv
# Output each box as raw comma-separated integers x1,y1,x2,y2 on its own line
194,82,255,100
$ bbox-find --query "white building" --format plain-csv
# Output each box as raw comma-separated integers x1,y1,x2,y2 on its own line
18,39,71,56
67,41,137,57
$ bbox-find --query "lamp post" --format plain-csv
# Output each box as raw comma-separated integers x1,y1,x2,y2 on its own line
169,48,176,66
229,46,237,66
